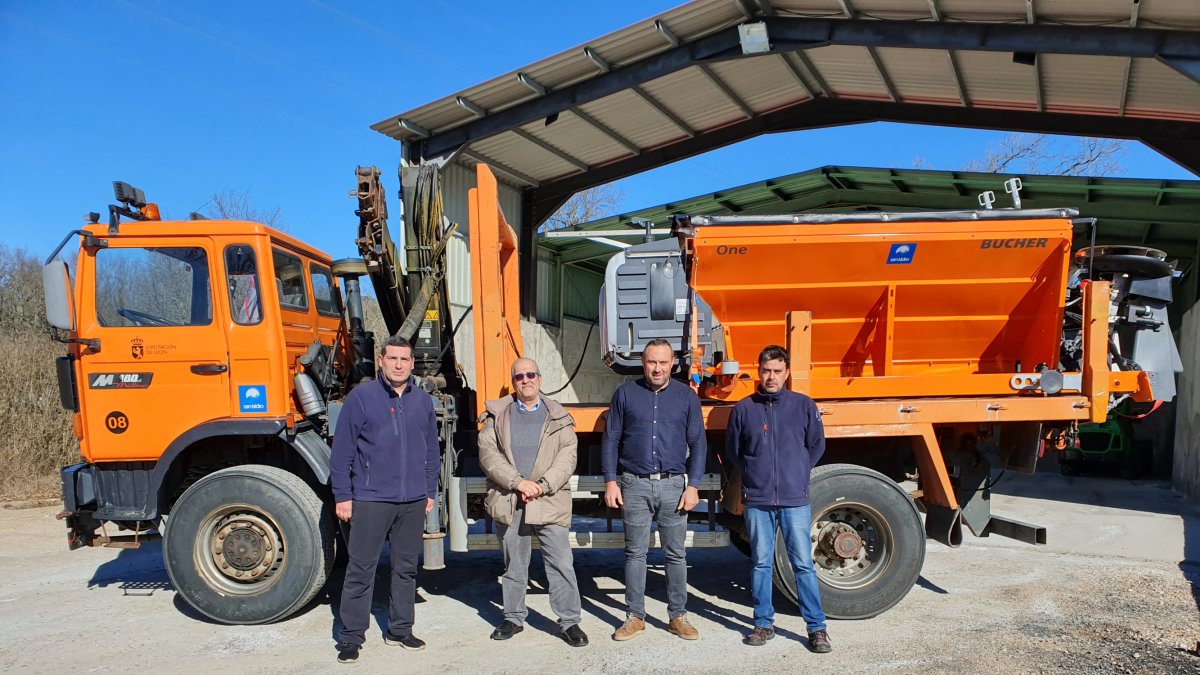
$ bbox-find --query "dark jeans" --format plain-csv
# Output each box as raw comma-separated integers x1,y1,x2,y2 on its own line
620,472,688,619
337,499,425,645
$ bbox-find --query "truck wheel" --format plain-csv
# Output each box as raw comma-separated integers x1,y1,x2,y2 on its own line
772,463,925,620
163,464,333,624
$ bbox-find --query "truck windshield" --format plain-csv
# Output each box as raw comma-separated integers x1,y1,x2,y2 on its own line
95,247,213,327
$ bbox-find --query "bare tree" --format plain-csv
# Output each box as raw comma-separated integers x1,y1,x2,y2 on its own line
964,134,1127,176
203,189,286,230
541,184,624,231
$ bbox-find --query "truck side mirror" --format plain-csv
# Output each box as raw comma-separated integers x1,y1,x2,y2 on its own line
42,260,76,331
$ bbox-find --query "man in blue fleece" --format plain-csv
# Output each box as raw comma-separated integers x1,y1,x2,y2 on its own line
725,344,831,654
330,335,440,664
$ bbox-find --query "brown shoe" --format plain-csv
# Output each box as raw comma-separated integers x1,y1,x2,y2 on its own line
612,616,645,641
808,629,832,653
668,614,699,640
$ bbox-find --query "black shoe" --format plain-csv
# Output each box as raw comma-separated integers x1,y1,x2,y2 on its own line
490,621,524,641
383,633,426,651
743,625,775,646
808,629,832,654
336,642,360,664
561,624,589,647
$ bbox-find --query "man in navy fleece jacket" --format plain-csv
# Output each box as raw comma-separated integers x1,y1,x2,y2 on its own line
329,335,440,663
725,344,831,654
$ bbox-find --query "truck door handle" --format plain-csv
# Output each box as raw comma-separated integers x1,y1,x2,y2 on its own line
190,363,228,374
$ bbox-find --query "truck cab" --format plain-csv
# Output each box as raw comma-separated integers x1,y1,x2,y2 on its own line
45,184,349,624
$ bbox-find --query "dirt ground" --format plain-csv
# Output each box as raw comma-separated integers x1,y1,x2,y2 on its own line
1,472,1197,674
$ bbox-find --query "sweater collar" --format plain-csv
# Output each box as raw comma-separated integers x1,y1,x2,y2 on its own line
377,371,413,398
753,387,785,403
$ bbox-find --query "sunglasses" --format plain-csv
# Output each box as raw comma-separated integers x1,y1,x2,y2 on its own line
512,371,539,381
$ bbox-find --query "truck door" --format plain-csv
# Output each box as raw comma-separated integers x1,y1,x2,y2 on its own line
77,240,231,461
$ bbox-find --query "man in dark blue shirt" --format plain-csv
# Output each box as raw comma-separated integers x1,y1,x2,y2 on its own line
330,335,440,664
602,339,707,642
725,345,830,654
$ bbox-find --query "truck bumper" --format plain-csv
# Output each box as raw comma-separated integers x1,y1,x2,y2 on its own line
59,463,99,549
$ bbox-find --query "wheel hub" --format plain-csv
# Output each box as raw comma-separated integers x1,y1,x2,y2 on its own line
811,505,885,586
820,526,863,559
210,513,281,582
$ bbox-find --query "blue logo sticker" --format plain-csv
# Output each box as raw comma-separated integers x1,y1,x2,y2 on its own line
238,385,267,413
887,243,917,265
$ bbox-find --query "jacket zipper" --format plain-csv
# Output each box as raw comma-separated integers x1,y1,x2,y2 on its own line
397,386,407,493
769,398,779,506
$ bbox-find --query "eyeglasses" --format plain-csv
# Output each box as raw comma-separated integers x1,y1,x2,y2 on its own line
512,371,538,381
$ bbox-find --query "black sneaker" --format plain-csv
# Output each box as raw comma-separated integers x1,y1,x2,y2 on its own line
808,629,832,654
490,620,525,641
743,625,775,646
336,642,360,664
384,633,427,651
561,624,589,647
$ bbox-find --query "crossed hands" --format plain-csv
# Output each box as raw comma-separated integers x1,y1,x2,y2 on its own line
516,479,544,503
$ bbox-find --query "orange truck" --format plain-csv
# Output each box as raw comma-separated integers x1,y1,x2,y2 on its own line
43,166,1179,624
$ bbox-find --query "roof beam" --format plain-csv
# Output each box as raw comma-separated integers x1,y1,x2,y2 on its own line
568,106,642,155
867,46,900,102
839,0,897,102
947,51,969,106
511,129,589,172
776,53,815,99
1160,56,1200,85
715,198,742,213
696,63,754,118
791,51,832,98
1140,136,1200,177
460,149,540,187
527,98,1200,219
1119,0,1140,115
1033,56,1044,112
401,17,1200,160
630,85,696,137
1118,57,1134,115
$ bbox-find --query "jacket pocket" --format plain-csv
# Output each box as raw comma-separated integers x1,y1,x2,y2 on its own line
484,486,512,522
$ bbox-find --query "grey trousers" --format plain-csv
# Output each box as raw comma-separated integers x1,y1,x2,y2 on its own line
620,472,688,620
495,506,582,630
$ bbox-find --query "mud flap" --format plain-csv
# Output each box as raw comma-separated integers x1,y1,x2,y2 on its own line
924,504,962,547
998,421,1041,475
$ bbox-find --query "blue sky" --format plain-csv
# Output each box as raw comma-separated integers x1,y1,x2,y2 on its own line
1,1,1195,261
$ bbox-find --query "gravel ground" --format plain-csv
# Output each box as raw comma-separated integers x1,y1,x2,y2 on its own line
1,473,1196,674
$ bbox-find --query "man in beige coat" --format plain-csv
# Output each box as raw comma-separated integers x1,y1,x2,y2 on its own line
477,357,588,648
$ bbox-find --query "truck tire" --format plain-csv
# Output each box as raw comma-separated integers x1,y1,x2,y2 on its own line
772,463,925,620
163,464,333,624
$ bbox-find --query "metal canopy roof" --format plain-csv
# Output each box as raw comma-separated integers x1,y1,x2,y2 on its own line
375,0,1200,226
373,0,1200,319
540,165,1200,278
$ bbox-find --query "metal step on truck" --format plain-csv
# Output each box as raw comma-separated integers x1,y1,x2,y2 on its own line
43,165,1179,624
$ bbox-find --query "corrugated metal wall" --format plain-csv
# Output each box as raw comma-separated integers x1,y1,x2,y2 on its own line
561,265,604,321
439,160,523,388
439,161,522,236
536,249,558,324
